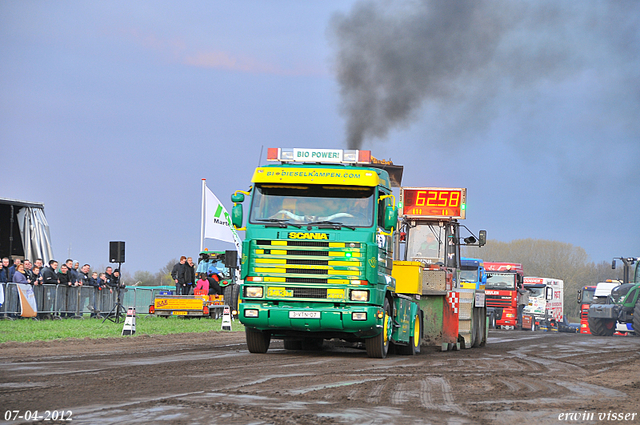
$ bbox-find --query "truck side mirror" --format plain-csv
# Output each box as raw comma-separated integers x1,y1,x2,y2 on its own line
384,205,397,232
577,289,582,303
478,230,487,247
232,204,243,229
231,193,245,203
611,259,616,270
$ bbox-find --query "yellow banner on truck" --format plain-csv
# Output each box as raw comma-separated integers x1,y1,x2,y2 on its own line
154,297,205,311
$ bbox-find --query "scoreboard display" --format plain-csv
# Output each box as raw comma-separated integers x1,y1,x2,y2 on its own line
400,187,467,219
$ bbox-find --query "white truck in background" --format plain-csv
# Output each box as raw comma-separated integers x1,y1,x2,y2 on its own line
522,277,564,331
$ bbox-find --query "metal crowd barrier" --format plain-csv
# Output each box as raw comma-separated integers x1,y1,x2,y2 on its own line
0,283,172,319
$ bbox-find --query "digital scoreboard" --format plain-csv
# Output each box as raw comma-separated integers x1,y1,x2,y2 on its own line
400,187,467,219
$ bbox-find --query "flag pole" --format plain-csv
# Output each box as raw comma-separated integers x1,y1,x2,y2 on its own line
200,178,206,253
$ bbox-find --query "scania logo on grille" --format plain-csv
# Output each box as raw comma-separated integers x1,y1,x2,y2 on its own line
287,232,329,240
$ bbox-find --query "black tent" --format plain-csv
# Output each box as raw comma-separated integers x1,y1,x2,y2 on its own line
0,198,54,262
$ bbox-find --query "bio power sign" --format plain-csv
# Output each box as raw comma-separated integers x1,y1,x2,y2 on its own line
293,148,343,163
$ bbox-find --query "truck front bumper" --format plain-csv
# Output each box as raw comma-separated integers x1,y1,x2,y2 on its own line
239,302,384,338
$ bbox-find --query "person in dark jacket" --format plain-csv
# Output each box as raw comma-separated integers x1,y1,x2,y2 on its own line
88,271,101,317
41,260,60,285
65,259,79,286
8,258,21,283
57,264,72,317
0,259,7,283
171,256,186,295
180,257,196,295
105,266,114,287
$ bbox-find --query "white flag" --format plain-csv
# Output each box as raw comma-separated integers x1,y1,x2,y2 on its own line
204,186,242,253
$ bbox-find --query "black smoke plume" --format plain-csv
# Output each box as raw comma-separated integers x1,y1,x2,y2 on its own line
329,0,640,149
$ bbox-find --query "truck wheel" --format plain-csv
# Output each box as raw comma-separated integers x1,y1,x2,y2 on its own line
633,299,640,336
588,316,615,337
245,327,271,353
409,311,421,354
365,298,391,358
231,284,240,316
283,339,302,350
396,312,421,355
472,308,482,348
223,285,239,315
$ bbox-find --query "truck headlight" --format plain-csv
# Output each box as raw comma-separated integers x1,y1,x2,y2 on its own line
350,290,369,302
352,312,367,321
244,286,263,298
244,309,259,318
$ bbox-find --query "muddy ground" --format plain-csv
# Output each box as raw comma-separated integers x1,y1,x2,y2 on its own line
1,329,639,425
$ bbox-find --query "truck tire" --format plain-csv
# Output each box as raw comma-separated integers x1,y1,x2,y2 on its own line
396,312,421,355
489,311,496,329
232,284,240,316
588,317,615,337
365,298,391,358
245,327,271,353
633,299,640,336
472,307,481,348
223,284,239,315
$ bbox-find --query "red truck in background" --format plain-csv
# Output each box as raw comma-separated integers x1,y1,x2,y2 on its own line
577,285,596,334
484,262,524,329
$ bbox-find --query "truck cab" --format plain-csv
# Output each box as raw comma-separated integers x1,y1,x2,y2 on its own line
577,285,596,334
484,262,524,330
522,277,564,331
460,257,486,291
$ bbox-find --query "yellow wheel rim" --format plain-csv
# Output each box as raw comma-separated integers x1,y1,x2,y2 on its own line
383,312,389,344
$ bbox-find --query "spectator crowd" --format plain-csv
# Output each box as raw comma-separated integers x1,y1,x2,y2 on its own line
0,256,126,318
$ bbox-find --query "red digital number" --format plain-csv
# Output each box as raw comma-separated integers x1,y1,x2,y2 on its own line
450,191,460,207
426,191,438,206
415,190,427,206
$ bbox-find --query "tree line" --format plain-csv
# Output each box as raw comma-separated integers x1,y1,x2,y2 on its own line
463,238,626,320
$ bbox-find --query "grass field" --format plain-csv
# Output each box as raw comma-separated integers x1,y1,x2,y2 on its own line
0,315,245,343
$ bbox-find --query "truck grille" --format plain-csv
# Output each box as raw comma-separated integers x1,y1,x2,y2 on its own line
250,239,366,300
486,295,512,308
292,287,327,298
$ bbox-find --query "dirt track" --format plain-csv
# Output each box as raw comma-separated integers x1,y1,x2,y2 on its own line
1,329,639,425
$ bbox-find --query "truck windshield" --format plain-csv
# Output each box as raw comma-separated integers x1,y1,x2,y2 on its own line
249,184,375,227
581,289,595,303
485,272,516,290
196,258,230,278
527,287,545,298
406,224,444,262
460,268,478,283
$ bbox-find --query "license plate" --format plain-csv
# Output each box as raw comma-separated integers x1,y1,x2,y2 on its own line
172,311,188,315
289,311,320,319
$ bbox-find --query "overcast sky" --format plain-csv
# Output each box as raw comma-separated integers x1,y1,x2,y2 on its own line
1,1,638,276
